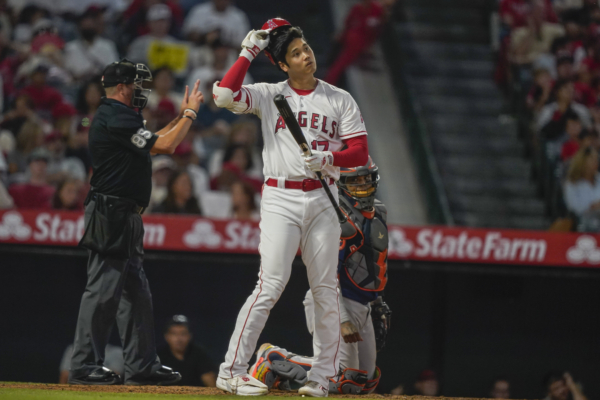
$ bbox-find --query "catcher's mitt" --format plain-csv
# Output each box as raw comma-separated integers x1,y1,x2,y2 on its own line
371,297,392,352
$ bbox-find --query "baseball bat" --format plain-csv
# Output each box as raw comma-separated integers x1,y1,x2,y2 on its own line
273,94,347,224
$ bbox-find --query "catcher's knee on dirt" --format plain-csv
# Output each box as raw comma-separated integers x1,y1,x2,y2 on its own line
361,367,381,394
329,368,368,394
269,358,309,391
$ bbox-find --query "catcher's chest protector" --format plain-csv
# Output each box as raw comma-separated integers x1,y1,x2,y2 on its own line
339,197,388,292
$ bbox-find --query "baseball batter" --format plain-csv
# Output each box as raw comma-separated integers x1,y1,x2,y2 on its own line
249,159,392,395
212,18,370,397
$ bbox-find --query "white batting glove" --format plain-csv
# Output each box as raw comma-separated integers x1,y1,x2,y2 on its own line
304,151,334,171
240,29,270,61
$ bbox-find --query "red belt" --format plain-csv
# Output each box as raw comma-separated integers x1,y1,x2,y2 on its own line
265,177,334,192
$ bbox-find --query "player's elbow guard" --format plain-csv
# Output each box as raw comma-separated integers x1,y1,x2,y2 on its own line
212,82,234,109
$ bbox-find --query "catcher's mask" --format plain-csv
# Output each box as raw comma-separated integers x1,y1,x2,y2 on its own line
337,156,379,210
102,58,153,109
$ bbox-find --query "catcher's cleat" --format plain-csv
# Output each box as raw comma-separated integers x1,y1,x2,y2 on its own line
250,343,273,380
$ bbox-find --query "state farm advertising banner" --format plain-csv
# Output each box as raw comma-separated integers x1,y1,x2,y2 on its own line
1,209,600,268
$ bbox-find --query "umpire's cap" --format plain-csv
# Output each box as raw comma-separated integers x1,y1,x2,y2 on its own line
164,314,190,333
102,58,137,88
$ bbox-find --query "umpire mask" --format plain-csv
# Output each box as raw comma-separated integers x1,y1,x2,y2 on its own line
102,59,153,109
337,157,380,210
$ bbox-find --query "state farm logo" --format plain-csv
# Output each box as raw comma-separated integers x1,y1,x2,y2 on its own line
388,228,547,262
183,220,222,248
0,211,31,240
566,236,600,264
389,228,413,256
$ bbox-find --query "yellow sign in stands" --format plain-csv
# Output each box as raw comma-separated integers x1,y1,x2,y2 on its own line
147,40,189,74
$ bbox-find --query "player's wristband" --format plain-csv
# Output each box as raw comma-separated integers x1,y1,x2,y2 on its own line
182,115,195,122
184,108,198,118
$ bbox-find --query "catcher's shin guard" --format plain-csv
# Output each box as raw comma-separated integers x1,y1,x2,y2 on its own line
329,368,368,394
361,367,381,394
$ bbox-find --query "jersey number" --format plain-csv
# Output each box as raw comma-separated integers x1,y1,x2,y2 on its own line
311,140,329,151
131,128,152,148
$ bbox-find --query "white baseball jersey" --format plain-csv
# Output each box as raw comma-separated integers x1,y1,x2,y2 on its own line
228,79,367,181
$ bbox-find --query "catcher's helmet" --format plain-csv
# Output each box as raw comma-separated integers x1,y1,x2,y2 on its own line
337,157,379,210
261,18,291,65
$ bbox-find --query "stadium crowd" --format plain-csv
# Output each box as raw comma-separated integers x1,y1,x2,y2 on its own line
497,0,600,231
0,0,266,219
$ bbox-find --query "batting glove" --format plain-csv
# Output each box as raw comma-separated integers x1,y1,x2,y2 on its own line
304,151,333,171
240,29,270,62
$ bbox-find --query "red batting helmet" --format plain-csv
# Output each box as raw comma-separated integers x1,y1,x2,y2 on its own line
261,18,291,65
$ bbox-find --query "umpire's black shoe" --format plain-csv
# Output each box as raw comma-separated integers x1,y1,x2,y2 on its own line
125,366,182,386
68,367,122,385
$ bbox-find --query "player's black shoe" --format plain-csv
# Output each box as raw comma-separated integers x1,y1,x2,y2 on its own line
124,365,182,386
68,367,122,385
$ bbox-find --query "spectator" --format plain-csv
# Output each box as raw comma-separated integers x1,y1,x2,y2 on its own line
127,4,189,75
560,113,584,161
148,155,177,212
7,119,44,176
8,147,55,209
122,0,183,40
413,369,439,396
490,377,511,399
500,0,557,29
65,124,92,176
195,79,239,130
210,144,262,192
52,102,78,139
208,121,262,179
1,94,36,136
59,343,123,384
537,79,592,140
171,140,210,202
527,68,554,114
13,5,48,44
64,6,118,80
556,55,574,80
157,315,217,387
183,0,249,48
75,80,104,124
510,0,565,66
146,68,183,112
564,147,600,219
230,180,258,221
19,64,65,118
44,130,87,183
542,372,588,400
325,0,386,85
153,169,202,215
390,384,405,395
52,178,84,211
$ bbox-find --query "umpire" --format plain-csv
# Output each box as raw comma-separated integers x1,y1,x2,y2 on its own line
69,59,203,385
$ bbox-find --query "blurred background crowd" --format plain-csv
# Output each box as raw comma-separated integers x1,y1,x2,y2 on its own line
497,0,600,231
0,0,272,219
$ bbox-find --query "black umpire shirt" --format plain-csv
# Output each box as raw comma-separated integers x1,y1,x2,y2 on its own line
89,97,158,207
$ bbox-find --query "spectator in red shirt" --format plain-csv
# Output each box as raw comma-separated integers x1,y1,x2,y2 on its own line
8,147,55,209
19,64,65,118
500,0,557,29
527,67,554,113
560,113,584,161
230,180,258,221
210,144,262,193
324,0,385,85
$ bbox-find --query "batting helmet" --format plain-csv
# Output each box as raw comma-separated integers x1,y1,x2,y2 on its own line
261,18,291,65
337,157,379,210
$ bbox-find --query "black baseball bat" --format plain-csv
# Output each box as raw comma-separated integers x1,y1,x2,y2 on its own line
273,94,347,224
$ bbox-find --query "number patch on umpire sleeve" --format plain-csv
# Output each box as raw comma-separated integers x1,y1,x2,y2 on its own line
131,128,152,148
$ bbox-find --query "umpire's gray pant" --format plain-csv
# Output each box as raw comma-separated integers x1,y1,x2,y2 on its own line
70,201,161,381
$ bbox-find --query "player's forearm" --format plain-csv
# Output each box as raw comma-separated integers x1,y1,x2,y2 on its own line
219,57,251,93
151,117,193,154
332,136,369,167
155,114,183,137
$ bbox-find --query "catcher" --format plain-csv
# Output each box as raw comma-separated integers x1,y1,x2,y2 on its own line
250,158,391,394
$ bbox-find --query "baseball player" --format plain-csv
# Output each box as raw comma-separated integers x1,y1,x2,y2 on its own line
249,158,391,395
212,18,370,397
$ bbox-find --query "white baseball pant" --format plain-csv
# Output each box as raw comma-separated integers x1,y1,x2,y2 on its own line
218,184,342,387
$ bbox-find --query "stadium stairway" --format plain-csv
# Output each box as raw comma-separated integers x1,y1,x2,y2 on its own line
395,0,550,229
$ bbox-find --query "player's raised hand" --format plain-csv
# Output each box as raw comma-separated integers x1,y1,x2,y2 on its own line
304,150,334,172
180,79,204,114
341,321,363,343
240,29,271,61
